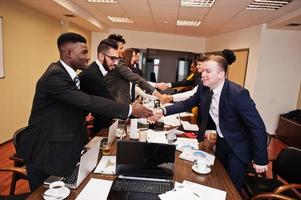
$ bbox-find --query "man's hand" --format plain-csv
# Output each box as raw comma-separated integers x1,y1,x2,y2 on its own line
253,163,268,174
147,108,164,123
131,100,153,118
156,82,170,90
160,94,173,104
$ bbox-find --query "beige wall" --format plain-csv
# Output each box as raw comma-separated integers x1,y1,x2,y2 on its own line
91,29,205,61
0,1,91,143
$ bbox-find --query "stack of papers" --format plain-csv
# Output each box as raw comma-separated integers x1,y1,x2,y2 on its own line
179,149,215,165
159,181,226,200
174,138,199,152
94,156,116,174
181,121,199,131
76,178,113,200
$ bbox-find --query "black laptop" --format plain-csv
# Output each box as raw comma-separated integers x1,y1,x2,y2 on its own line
107,140,176,200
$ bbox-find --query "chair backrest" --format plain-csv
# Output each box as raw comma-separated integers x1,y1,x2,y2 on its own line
273,147,301,184
12,127,27,152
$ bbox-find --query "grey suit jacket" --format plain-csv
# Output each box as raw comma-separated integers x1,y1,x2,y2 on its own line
18,61,129,176
104,60,155,104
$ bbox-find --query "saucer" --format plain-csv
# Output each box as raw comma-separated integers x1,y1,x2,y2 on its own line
192,165,211,174
43,187,70,200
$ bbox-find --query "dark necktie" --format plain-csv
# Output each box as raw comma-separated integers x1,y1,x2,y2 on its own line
74,76,80,89
197,89,213,142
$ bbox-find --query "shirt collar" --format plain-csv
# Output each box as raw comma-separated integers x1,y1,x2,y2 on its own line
60,60,77,80
212,79,225,96
96,59,108,76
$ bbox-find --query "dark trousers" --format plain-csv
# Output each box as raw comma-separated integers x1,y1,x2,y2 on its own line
215,136,247,193
26,164,50,192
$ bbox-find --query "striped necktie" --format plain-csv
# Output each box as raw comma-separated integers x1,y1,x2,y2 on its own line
74,76,80,89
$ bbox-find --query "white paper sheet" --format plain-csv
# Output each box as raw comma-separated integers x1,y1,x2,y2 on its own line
181,121,199,131
75,178,113,200
94,156,116,174
183,180,226,200
174,138,199,152
146,130,168,144
179,149,215,165
161,114,181,127
179,112,194,117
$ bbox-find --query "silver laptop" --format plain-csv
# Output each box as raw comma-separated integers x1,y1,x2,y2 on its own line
44,138,100,189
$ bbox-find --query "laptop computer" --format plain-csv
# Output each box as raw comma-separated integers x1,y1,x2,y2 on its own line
44,138,100,189
107,141,176,200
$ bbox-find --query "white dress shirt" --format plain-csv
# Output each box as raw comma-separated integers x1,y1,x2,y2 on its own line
96,59,108,76
209,80,225,138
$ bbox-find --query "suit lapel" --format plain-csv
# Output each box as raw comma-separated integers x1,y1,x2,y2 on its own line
219,79,229,115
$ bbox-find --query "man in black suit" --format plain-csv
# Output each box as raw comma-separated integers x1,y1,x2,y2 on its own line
79,38,119,133
152,55,268,192
18,32,153,191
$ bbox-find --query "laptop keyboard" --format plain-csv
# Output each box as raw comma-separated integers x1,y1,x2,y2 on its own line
62,165,79,185
112,179,173,194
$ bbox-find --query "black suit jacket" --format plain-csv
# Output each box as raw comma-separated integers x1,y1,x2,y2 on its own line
18,61,129,176
165,79,268,165
79,61,113,132
104,60,156,104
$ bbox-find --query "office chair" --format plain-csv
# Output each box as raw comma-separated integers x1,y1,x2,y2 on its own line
8,127,28,195
243,147,301,199
246,133,272,178
0,167,30,200
250,192,297,200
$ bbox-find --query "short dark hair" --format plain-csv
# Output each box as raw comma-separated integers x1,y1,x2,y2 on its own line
97,38,118,54
196,55,208,63
108,33,126,44
57,32,86,48
208,55,228,73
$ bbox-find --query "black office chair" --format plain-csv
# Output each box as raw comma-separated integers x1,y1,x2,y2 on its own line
8,127,28,195
243,147,301,199
246,133,272,178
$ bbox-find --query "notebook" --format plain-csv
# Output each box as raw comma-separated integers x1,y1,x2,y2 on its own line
107,141,176,200
43,138,100,189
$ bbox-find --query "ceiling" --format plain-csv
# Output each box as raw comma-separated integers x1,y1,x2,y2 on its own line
17,0,301,37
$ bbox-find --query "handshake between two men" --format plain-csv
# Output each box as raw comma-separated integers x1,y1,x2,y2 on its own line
130,99,164,123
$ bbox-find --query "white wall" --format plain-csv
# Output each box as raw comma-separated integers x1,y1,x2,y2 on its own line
254,28,301,134
206,24,264,96
91,29,205,61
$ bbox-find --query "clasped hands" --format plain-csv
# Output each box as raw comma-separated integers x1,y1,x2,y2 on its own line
130,99,164,123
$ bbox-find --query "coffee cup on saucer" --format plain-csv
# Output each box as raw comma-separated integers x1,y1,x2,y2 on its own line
48,181,65,197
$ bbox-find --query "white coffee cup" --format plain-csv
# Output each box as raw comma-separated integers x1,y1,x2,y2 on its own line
49,181,65,197
193,160,208,172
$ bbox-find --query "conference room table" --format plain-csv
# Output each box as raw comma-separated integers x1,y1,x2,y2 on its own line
27,118,242,200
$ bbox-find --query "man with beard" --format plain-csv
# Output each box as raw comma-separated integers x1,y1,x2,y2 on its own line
79,38,124,132
18,33,153,191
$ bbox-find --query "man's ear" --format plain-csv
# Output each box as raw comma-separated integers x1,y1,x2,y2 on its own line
98,53,105,62
218,70,225,78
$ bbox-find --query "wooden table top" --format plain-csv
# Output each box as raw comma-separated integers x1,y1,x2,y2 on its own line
27,137,241,200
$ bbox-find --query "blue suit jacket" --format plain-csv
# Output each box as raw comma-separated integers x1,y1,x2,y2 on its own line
165,79,268,165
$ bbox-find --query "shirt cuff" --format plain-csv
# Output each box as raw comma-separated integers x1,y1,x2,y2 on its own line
128,105,132,117
167,83,172,87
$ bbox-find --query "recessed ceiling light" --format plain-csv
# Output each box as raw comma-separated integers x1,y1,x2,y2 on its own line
177,20,201,27
88,0,117,3
163,21,169,24
181,0,216,8
246,0,292,10
107,16,134,23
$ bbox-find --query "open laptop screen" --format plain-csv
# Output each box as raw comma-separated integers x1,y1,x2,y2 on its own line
116,141,176,179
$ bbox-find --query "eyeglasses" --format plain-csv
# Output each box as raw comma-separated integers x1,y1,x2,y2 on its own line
102,53,119,62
